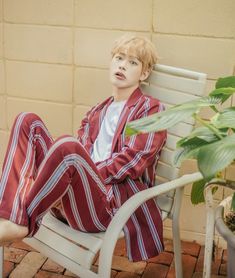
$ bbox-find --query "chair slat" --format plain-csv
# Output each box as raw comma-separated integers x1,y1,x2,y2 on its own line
34,224,95,268
147,70,206,96
42,214,102,253
164,134,179,150
156,162,179,180
168,122,194,137
142,84,199,105
157,195,174,213
159,148,175,166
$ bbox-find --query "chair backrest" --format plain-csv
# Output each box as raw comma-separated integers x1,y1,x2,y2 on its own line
141,64,207,215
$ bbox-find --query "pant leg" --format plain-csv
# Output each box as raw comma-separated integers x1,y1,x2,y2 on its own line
24,136,114,236
0,112,53,224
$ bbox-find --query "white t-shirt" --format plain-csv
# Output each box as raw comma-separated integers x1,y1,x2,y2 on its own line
91,100,126,163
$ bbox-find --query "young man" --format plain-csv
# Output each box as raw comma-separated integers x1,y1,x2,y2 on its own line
0,35,166,261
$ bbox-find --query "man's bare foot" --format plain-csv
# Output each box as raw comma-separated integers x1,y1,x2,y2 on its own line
0,218,28,245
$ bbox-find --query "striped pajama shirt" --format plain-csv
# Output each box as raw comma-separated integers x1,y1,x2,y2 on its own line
0,87,167,262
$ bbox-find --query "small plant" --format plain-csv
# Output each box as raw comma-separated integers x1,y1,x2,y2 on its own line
225,211,235,233
126,75,235,212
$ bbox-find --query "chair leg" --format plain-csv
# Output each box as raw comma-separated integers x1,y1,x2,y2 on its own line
172,187,184,278
0,246,4,277
203,184,217,278
203,203,215,278
172,213,183,278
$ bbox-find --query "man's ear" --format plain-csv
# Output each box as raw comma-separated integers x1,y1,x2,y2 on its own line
140,69,151,82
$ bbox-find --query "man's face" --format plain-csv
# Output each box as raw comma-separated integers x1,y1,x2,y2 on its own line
109,52,148,90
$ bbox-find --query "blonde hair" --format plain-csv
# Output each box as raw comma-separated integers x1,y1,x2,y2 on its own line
111,35,158,73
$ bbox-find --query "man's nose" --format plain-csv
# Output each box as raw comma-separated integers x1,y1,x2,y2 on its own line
119,59,127,70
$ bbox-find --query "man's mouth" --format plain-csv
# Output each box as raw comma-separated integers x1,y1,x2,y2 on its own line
115,72,126,80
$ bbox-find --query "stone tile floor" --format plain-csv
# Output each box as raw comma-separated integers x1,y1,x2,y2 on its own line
3,238,227,278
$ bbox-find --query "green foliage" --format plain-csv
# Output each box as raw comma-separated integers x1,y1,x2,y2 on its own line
191,179,207,204
125,75,235,210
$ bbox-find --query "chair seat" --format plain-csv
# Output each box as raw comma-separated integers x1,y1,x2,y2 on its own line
24,210,169,270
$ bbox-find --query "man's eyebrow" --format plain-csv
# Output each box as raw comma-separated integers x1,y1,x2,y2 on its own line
120,52,139,60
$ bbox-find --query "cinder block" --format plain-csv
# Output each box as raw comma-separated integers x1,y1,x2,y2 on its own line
0,23,3,58
0,60,4,94
74,29,123,67
73,105,91,135
225,164,235,181
7,97,73,137
4,0,73,25
6,60,73,102
74,29,150,67
0,130,10,166
75,0,152,31
5,24,73,64
9,252,46,278
153,0,235,38
0,95,6,129
232,93,235,106
0,0,2,22
180,195,207,234
153,34,235,79
74,67,112,106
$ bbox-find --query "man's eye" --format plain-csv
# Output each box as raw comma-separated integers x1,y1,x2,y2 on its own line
116,56,122,60
130,60,138,65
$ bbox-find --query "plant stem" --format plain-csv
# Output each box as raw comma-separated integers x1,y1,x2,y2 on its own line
193,114,223,139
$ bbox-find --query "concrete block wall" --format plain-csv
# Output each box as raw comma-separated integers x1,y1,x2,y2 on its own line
0,0,235,247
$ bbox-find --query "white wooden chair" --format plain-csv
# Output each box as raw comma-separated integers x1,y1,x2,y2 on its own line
0,64,206,278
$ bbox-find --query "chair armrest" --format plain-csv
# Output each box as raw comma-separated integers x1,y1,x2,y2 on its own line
98,172,202,277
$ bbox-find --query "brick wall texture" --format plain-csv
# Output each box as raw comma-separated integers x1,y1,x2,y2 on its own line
0,0,235,247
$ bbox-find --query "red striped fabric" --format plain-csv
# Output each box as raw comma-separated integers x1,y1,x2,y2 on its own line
0,87,166,262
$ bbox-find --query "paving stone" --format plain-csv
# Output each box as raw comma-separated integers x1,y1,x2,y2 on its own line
3,260,14,278
219,263,227,276
222,249,227,263
4,247,28,263
115,271,140,278
167,254,197,278
163,239,173,252
192,273,226,278
211,248,224,275
96,255,146,275
142,263,168,278
10,241,36,252
64,269,79,277
114,238,126,256
9,251,46,278
182,241,201,257
35,270,72,278
192,273,203,278
91,264,118,277
195,245,223,274
148,251,173,265
42,258,65,273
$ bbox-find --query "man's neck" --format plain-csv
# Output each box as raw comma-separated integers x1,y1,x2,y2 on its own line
112,85,139,102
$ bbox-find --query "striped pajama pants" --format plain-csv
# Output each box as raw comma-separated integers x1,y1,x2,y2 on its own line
0,112,114,236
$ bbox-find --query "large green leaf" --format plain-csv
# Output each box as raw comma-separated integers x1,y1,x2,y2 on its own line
125,107,197,135
216,76,235,89
211,107,235,129
232,192,235,211
191,179,207,204
174,146,200,166
177,126,222,147
197,134,235,179
209,87,235,103
125,96,221,136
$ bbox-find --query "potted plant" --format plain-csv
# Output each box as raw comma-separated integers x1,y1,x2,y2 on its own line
125,75,235,276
